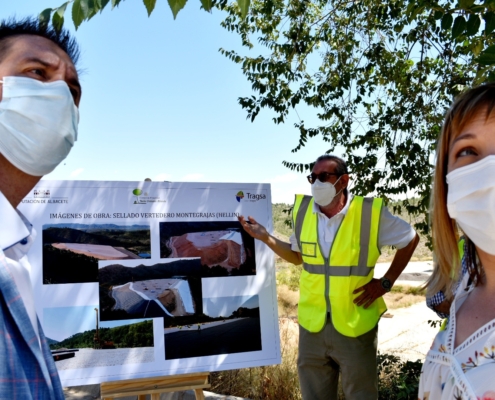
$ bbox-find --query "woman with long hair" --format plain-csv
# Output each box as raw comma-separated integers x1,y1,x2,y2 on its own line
418,83,495,399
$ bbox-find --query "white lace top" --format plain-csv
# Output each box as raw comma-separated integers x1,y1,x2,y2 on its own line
418,274,495,400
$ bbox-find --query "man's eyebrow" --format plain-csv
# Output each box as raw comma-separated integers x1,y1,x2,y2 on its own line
22,56,55,68
23,56,81,93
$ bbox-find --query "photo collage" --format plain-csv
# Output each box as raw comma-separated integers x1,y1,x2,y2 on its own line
41,220,262,367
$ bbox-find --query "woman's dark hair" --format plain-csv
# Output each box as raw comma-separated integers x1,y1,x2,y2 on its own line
427,83,495,299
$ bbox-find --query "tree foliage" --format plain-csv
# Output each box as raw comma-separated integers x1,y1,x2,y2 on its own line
217,0,495,236
39,0,251,31
37,0,495,234
50,319,154,349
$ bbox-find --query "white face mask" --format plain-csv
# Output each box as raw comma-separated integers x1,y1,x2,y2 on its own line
447,155,495,255
0,76,79,176
311,176,342,207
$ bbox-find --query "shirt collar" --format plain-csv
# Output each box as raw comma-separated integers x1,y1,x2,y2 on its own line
0,190,31,251
313,192,353,218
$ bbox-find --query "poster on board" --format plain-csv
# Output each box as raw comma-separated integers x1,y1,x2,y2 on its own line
18,180,280,387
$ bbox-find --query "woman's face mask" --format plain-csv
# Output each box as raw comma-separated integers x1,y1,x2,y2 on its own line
447,155,495,255
0,76,79,176
447,115,495,255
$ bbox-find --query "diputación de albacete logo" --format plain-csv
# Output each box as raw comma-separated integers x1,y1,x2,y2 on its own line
235,191,244,202
132,188,145,204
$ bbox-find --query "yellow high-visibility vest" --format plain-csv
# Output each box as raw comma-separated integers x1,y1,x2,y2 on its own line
293,194,387,337
458,238,465,260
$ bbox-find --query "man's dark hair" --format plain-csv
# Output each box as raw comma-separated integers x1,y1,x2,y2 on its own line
0,17,80,66
315,154,348,175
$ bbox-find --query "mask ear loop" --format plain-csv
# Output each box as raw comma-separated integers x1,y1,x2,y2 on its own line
333,175,345,199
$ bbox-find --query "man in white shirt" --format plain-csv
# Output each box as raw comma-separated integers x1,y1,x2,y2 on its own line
0,17,80,398
239,155,419,400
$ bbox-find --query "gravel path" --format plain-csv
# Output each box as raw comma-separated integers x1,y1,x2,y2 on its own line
378,299,440,361
56,347,154,370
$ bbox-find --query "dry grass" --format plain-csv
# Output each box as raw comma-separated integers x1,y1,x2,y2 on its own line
211,282,425,399
383,292,425,309
384,285,426,309
277,285,299,318
210,317,301,400
378,239,432,263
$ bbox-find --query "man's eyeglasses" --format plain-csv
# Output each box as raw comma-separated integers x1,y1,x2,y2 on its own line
307,172,340,184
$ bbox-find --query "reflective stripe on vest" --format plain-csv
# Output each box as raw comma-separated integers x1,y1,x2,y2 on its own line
293,194,387,336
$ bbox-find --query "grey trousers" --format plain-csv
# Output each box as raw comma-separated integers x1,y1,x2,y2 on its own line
297,318,378,400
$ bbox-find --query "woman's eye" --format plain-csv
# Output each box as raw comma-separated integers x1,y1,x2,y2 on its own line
457,148,476,157
30,69,43,76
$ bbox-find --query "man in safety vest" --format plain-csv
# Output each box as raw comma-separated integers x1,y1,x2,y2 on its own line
238,155,419,400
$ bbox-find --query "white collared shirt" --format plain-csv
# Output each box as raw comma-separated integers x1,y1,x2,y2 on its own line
0,191,41,347
290,193,416,257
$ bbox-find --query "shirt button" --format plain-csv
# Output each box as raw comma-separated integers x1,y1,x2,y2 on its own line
20,238,28,245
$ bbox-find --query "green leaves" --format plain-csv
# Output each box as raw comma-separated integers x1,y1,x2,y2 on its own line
52,2,69,32
440,10,480,39
238,0,250,19
41,0,250,31
441,13,453,30
484,11,495,34
143,0,157,16
478,44,495,65
200,0,212,12
434,10,444,20
39,8,53,28
219,0,488,238
466,14,481,36
167,0,187,19
72,0,87,29
459,0,475,8
452,15,466,38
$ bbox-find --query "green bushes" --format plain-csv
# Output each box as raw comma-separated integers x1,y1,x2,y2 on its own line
377,353,423,400
276,263,302,292
211,351,423,399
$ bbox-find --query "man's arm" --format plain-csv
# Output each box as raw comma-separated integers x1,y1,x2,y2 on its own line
238,215,303,265
353,233,420,309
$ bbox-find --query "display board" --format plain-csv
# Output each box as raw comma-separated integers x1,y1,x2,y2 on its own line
18,180,280,387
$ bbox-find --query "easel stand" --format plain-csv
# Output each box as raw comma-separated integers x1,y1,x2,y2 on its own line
100,372,211,400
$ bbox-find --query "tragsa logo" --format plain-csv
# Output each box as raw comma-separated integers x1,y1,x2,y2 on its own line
235,190,267,202
235,191,244,202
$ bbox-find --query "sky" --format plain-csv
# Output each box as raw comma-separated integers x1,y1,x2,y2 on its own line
203,295,258,318
1,0,343,204
43,305,149,342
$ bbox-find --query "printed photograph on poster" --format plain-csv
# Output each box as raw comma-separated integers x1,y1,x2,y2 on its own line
159,221,256,277
164,295,261,360
43,306,154,370
98,259,203,322
42,223,151,284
